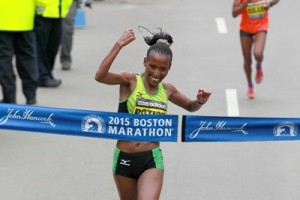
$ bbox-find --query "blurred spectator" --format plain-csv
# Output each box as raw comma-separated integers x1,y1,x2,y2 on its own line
34,0,73,87
60,0,94,70
0,0,39,104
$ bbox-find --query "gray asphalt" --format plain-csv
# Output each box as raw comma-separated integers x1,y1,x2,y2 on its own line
1,0,300,199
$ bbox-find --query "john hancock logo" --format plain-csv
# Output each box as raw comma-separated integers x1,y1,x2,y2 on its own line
273,121,298,137
0,108,55,127
189,120,248,140
81,115,105,133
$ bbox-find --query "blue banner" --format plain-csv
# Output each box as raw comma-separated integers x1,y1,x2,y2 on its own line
182,115,300,142
0,103,178,142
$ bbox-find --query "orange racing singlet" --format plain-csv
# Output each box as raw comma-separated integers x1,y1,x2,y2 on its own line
240,0,269,33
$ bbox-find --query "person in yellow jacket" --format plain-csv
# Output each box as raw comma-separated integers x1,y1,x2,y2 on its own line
0,0,39,104
34,0,73,87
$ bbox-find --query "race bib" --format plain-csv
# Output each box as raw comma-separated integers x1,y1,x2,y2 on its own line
246,1,266,19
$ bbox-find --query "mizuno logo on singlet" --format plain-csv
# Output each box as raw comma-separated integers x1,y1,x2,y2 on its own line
120,159,131,166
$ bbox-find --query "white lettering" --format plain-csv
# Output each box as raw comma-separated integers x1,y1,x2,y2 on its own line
0,108,55,127
189,121,248,139
108,126,174,138
133,118,172,127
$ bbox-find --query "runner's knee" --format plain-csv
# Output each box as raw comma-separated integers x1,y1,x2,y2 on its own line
243,58,252,66
253,51,263,62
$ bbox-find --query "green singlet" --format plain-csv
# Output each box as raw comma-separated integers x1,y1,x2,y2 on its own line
118,74,168,114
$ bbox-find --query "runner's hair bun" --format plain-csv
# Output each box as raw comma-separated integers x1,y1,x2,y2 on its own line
138,26,173,46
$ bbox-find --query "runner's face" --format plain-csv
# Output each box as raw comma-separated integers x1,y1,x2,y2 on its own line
144,52,171,86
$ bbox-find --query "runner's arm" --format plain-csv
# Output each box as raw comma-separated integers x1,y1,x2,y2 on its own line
95,29,135,85
232,0,250,18
166,83,211,112
267,0,279,8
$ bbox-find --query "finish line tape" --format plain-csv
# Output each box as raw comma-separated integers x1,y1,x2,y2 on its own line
1,103,299,142
182,115,300,142
0,103,178,142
